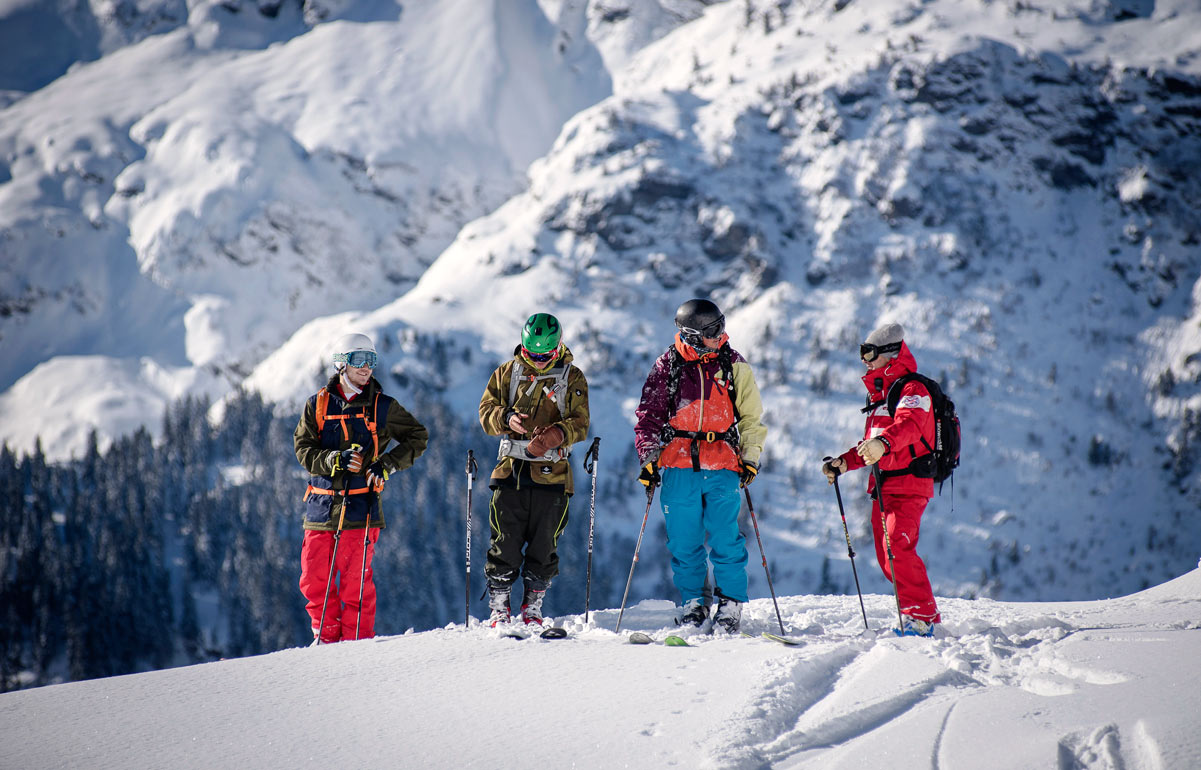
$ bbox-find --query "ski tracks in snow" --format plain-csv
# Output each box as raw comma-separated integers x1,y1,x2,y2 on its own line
702,599,1148,770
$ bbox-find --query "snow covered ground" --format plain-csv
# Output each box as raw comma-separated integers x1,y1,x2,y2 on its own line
3,567,1198,769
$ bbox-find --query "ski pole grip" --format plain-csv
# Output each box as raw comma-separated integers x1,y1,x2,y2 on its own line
585,436,601,473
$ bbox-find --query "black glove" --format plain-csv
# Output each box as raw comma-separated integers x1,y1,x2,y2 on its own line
638,459,661,488
739,459,759,488
365,461,389,492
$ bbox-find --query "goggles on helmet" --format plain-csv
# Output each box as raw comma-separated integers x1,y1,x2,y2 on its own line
522,345,558,364
335,350,378,369
859,341,902,362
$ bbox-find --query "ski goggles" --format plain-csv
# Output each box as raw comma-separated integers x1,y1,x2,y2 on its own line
521,345,559,364
335,350,378,369
677,316,725,343
859,341,902,362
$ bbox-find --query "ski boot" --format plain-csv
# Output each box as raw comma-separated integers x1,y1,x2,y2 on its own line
521,578,548,626
713,595,742,634
487,583,512,627
678,598,709,628
898,617,936,637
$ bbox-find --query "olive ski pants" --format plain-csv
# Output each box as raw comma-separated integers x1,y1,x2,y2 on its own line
486,486,570,591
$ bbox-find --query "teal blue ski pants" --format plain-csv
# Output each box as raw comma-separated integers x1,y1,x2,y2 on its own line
659,467,748,604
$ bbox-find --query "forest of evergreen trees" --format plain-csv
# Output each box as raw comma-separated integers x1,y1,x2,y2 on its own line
0,389,658,691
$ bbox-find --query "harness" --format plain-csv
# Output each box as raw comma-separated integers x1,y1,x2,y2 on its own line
303,387,386,502
497,363,573,462
660,345,741,471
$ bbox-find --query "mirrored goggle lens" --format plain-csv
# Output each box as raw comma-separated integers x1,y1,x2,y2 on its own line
679,320,724,340
340,350,377,369
522,346,556,363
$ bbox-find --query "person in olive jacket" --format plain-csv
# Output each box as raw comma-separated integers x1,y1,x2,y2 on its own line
294,332,428,644
478,313,590,628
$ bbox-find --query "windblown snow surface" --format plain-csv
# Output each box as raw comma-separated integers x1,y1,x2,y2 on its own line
2,568,1199,769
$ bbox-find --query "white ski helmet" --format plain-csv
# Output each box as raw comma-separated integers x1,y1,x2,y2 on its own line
331,332,378,370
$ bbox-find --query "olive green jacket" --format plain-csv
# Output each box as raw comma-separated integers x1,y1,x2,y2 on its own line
479,346,590,495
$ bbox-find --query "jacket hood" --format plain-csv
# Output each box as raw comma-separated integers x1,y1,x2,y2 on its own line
861,340,917,399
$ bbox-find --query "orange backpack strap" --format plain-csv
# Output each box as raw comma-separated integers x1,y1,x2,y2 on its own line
315,388,330,433
315,387,386,456
366,392,381,460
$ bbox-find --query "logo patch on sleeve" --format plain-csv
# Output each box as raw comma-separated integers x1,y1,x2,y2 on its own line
899,395,931,411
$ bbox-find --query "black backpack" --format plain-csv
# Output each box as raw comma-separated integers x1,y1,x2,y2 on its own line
884,372,960,486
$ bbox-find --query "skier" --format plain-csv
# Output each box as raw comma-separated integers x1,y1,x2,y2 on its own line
633,299,767,633
294,332,428,644
478,313,590,628
821,323,942,636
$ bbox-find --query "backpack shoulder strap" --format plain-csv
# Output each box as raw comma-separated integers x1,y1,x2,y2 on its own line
508,362,571,417
718,345,740,421
367,391,393,460
315,388,330,432
885,373,929,416
665,347,685,415
508,362,521,408
886,373,937,455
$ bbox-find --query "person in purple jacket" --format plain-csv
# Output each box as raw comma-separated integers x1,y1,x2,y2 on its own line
633,299,767,633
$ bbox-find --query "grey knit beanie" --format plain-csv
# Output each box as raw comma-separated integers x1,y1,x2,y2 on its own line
864,323,904,348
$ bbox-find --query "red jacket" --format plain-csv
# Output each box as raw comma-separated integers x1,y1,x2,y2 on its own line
839,341,935,498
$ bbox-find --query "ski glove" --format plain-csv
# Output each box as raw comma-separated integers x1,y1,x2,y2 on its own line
330,447,364,474
527,425,565,457
739,459,759,488
638,459,661,488
821,456,846,484
365,462,389,492
856,437,889,466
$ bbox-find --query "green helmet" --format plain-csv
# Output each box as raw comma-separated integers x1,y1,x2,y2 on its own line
521,313,562,354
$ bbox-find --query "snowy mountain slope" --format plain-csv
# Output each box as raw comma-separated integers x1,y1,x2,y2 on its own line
0,0,634,415
2,0,1200,612
2,570,1199,769
244,0,1201,603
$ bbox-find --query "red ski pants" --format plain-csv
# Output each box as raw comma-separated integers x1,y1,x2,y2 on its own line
871,492,941,623
300,528,380,643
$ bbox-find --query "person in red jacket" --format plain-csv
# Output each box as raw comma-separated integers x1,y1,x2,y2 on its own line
822,323,941,636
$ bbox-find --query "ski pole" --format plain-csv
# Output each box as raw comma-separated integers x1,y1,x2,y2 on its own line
355,524,373,640
316,486,350,646
582,437,601,624
871,463,906,632
615,483,655,633
353,447,384,641
743,487,786,635
826,460,869,631
465,450,478,628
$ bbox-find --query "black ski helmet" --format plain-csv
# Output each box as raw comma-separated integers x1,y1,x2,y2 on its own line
674,299,725,346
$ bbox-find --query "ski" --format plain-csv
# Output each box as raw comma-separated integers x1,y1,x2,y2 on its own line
761,632,803,646
500,625,568,640
663,635,690,647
